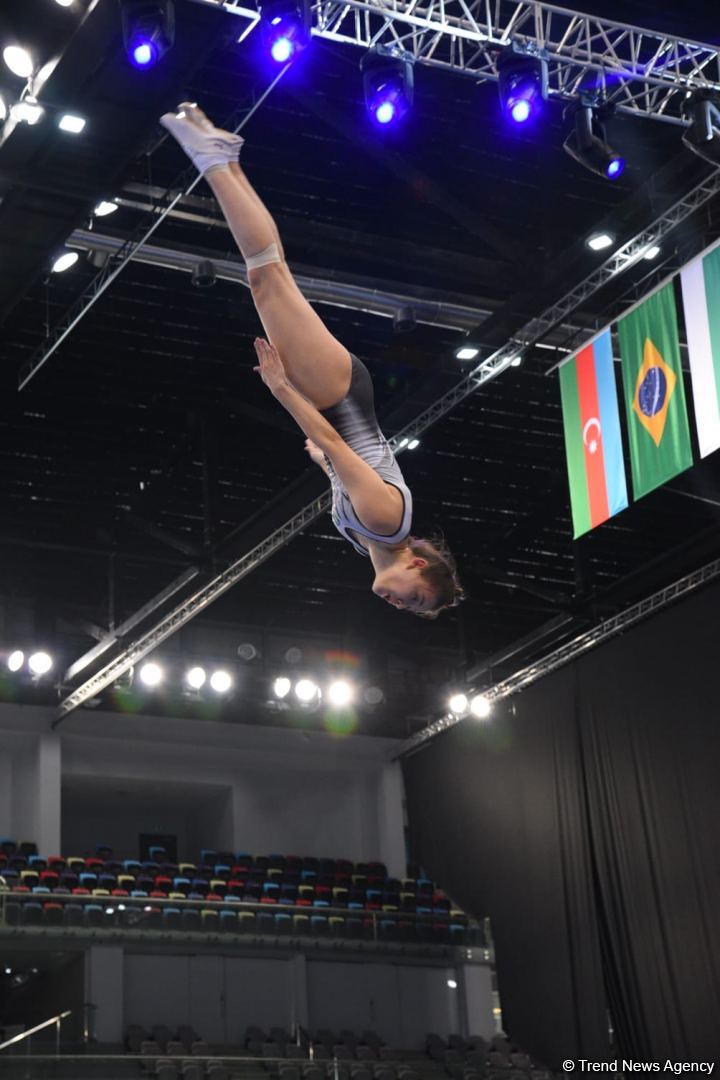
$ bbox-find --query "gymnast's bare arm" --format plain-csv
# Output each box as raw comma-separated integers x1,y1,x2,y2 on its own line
254,337,403,534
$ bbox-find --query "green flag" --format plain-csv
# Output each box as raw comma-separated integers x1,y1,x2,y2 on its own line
617,282,693,499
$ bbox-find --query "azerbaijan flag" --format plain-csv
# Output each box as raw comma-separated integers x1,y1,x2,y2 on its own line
559,328,628,538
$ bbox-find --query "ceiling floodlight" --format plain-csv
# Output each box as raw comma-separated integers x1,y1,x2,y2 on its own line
11,97,43,125
448,693,468,715
185,666,206,690
273,676,292,698
139,662,163,687
470,694,492,719
295,678,319,702
3,46,34,79
51,251,79,273
7,650,24,672
587,232,614,251
456,347,479,361
210,669,233,694
327,680,354,706
28,652,53,676
644,244,661,260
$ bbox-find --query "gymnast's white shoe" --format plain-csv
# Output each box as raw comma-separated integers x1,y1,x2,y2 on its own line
160,102,244,176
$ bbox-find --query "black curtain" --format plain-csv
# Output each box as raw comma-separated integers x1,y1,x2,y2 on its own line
403,579,720,1066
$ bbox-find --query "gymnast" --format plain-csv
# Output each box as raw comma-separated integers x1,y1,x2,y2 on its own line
160,104,464,618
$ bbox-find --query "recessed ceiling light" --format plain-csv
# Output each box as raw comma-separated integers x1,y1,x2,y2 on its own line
587,232,614,252
58,113,86,134
93,200,118,217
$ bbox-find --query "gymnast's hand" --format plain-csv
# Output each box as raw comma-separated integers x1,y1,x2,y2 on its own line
253,337,288,395
304,439,326,467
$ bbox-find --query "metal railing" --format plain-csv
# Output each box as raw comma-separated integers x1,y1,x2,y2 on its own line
0,890,485,951
0,1011,72,1056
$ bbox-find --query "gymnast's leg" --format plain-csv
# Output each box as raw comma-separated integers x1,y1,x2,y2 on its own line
160,106,351,411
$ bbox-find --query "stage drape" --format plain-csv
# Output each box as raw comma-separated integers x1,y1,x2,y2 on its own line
403,579,720,1066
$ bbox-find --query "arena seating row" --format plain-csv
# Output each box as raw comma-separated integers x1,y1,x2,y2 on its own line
126,1026,551,1080
1,896,476,944
0,841,447,916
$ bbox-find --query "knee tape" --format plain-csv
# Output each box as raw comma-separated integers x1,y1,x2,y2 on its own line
245,242,282,271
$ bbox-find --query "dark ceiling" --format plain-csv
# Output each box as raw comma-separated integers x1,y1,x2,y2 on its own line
1,0,720,735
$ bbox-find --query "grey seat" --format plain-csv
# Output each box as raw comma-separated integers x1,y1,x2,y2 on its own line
286,1046,307,1060
141,1041,163,1057
333,1047,354,1062
168,1042,186,1057
153,1026,174,1052
181,1062,203,1080
279,1066,301,1080
303,1066,325,1080
208,1063,230,1080
350,1066,372,1080
156,1059,179,1080
356,1048,376,1063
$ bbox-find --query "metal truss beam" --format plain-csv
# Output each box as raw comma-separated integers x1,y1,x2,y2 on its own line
68,228,492,332
53,493,330,722
194,0,720,124
395,554,720,759
17,67,289,392
55,163,720,721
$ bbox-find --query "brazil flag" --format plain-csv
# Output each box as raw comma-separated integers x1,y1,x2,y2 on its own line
617,282,693,499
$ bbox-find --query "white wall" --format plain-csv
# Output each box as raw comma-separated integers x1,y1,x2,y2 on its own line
0,704,406,873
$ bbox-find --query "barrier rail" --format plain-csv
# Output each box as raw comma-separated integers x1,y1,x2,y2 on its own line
0,1011,72,1055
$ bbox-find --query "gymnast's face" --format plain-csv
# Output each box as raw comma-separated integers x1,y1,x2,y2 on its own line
372,557,434,614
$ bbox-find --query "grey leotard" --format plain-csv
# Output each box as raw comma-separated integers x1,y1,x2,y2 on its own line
320,354,413,557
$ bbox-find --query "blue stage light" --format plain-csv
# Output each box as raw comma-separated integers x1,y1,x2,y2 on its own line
362,49,414,129
375,100,396,125
509,97,532,124
606,156,625,179
498,45,548,127
120,2,175,70
260,0,310,64
270,35,293,62
131,39,157,68
563,104,626,181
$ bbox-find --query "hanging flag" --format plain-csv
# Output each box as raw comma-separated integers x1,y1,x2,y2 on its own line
617,282,693,500
558,328,628,538
680,242,720,459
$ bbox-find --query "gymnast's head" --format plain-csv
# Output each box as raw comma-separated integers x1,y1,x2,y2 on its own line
372,535,465,619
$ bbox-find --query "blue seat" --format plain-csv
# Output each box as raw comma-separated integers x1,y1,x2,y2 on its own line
123,860,141,873
21,901,43,925
85,904,104,927
220,910,237,932
181,909,201,931
63,903,84,927
313,899,329,908
263,881,280,898
162,907,182,930
310,915,328,936
32,885,51,894
79,873,98,889
275,912,292,934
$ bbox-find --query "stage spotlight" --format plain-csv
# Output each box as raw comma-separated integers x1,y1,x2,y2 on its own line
58,113,86,134
3,46,34,80
447,978,458,989
51,251,78,273
644,244,661,260
28,651,52,676
273,676,292,699
7,650,24,672
94,200,118,217
327,680,354,706
54,0,75,6
185,666,206,690
586,232,614,252
139,661,163,687
497,43,548,125
0,94,7,124
681,93,720,166
259,0,311,63
361,48,414,127
295,678,319,702
456,347,479,361
470,694,491,719
210,670,232,694
510,355,522,368
449,693,468,716
563,105,624,180
407,438,420,450
398,437,409,449
120,1,175,69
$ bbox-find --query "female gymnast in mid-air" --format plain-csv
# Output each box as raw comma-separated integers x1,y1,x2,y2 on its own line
160,104,464,618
